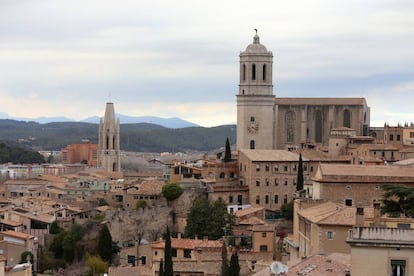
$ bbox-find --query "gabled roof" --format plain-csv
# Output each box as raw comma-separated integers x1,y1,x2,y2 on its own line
235,206,264,218
2,230,34,240
240,150,306,162
298,202,373,226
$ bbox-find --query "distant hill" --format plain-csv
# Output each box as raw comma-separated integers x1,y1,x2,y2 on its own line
0,119,236,152
0,112,198,128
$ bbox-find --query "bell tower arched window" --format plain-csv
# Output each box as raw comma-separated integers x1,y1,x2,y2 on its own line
263,64,266,81
242,64,246,81
250,140,255,149
252,64,256,80
343,109,351,128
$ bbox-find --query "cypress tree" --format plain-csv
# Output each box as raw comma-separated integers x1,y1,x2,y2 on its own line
296,153,304,191
229,252,240,276
221,241,229,276
224,138,232,162
159,259,164,276
97,224,113,263
164,227,173,276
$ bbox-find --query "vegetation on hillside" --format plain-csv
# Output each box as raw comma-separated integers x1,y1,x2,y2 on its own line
0,141,45,164
162,183,183,201
0,119,236,152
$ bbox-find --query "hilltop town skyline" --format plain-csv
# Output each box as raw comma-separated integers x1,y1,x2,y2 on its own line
0,0,413,127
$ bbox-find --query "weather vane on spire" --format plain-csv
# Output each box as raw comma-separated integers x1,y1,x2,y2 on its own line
254,28,258,35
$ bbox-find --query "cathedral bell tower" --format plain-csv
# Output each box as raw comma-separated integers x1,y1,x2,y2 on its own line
97,102,121,172
237,31,275,150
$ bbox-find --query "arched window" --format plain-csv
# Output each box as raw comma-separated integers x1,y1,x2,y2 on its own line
242,64,246,81
250,140,255,149
262,64,266,81
364,112,367,124
315,110,323,143
285,110,295,143
252,64,256,80
343,109,351,128
106,135,109,150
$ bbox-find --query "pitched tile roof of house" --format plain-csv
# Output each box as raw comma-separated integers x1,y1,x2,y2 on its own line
314,164,414,182
127,179,165,195
239,217,265,225
235,206,264,218
240,150,306,162
2,230,34,240
298,202,374,226
286,253,351,275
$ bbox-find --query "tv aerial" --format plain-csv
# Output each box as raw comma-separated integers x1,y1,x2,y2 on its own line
270,261,289,275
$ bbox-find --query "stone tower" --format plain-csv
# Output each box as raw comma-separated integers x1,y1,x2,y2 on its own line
97,102,121,172
237,32,275,150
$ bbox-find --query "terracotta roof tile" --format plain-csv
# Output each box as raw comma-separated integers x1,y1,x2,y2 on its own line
240,150,306,162
152,238,222,250
2,230,34,240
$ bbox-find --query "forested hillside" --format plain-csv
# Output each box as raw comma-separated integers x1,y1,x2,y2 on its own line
0,141,45,164
0,119,236,152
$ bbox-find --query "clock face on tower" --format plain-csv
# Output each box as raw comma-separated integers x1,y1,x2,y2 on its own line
247,122,259,134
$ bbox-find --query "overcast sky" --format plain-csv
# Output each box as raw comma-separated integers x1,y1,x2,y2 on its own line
0,0,413,127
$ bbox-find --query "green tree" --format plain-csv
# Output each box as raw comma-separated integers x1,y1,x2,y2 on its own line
159,259,164,276
162,183,183,201
164,227,174,276
281,201,294,221
98,224,113,263
135,199,147,209
221,241,229,276
49,220,61,234
381,184,414,217
184,198,234,240
50,231,66,259
86,255,108,276
224,137,232,162
62,232,76,262
20,251,34,264
229,252,240,276
296,153,304,191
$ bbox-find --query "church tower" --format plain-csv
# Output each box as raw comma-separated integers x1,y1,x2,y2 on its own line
97,102,121,172
237,32,275,150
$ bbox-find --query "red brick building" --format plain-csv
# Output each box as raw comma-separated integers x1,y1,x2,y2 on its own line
61,140,98,166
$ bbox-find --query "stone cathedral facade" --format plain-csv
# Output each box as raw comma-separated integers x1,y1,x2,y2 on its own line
97,102,121,172
237,33,371,150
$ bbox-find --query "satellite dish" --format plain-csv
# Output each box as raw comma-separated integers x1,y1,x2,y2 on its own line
270,261,289,275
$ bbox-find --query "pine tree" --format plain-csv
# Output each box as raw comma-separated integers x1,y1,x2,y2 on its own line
224,138,232,162
221,241,229,276
229,252,240,276
296,153,304,191
164,227,174,276
97,224,113,263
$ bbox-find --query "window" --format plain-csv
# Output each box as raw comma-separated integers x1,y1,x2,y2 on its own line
251,116,255,122
172,248,177,257
390,260,406,276
293,164,297,171
345,199,353,206
265,165,269,172
274,178,279,186
229,196,233,203
262,232,267,238
184,249,191,258
259,245,268,252
327,231,334,240
141,256,147,265
397,223,410,229
265,195,269,204
274,165,279,172
250,140,255,149
265,179,269,186
237,195,243,205
262,64,266,81
284,165,288,172
256,164,260,172
252,64,256,80
397,135,401,141
242,64,246,81
411,132,414,138
284,179,288,185
390,134,394,141
274,195,279,204
284,195,288,204
256,180,260,187
256,196,260,204
343,110,351,128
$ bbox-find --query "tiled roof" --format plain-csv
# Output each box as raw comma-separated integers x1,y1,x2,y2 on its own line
300,150,351,162
314,164,414,182
298,202,374,226
287,253,350,275
152,237,222,250
127,179,165,195
235,206,264,218
239,217,265,225
276,97,366,106
0,219,22,227
240,150,306,162
392,158,414,166
2,230,34,240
